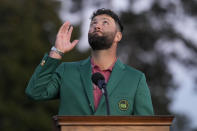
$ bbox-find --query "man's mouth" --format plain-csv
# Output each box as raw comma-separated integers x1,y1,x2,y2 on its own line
93,31,103,35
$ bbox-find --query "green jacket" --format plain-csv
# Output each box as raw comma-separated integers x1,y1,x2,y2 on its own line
26,54,154,115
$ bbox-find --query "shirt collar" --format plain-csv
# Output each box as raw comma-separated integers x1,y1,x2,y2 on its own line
91,57,117,72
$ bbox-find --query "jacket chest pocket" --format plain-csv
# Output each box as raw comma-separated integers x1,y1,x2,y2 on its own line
110,96,133,115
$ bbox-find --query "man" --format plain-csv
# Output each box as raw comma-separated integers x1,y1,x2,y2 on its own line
26,8,154,115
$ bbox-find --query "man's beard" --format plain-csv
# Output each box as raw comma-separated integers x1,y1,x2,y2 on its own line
88,31,115,50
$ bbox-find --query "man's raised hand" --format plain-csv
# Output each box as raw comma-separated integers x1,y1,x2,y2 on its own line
50,21,79,59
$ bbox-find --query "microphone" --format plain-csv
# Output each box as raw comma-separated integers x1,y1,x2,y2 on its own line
91,72,110,115
91,72,106,90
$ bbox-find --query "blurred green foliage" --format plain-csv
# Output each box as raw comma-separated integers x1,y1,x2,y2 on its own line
0,0,89,130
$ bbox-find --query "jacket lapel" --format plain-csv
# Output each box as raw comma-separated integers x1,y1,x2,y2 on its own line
106,59,126,96
79,57,95,112
95,59,126,115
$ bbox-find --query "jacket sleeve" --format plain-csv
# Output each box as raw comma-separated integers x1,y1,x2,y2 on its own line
25,54,63,100
133,74,154,115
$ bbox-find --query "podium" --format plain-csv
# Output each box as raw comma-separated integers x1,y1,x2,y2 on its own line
53,116,174,131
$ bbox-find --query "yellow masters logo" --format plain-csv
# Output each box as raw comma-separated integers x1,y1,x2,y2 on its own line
40,60,46,66
118,99,129,111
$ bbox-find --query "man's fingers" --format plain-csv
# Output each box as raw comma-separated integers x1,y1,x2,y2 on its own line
71,40,79,48
62,22,70,34
58,21,70,35
67,26,73,40
58,22,66,34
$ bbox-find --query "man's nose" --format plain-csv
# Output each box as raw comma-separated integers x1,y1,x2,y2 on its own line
94,23,101,30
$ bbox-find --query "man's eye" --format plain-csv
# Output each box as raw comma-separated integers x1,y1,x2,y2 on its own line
103,21,109,25
91,22,97,25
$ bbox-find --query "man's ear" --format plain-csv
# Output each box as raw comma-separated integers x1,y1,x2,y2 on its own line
115,32,122,43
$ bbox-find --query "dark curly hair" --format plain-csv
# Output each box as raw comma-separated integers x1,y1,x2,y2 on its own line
90,8,123,32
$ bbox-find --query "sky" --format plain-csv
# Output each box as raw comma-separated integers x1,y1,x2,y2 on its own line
57,0,197,129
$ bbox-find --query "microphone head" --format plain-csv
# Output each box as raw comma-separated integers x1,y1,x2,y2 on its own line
91,72,105,86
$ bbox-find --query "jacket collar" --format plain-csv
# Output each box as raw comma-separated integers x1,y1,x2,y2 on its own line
79,57,126,114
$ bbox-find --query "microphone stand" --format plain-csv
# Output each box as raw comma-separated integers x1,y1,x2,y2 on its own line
93,74,110,116
102,84,110,115
101,83,110,115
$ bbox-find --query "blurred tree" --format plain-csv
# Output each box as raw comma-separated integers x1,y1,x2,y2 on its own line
118,7,175,115
0,0,89,130
117,0,197,130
